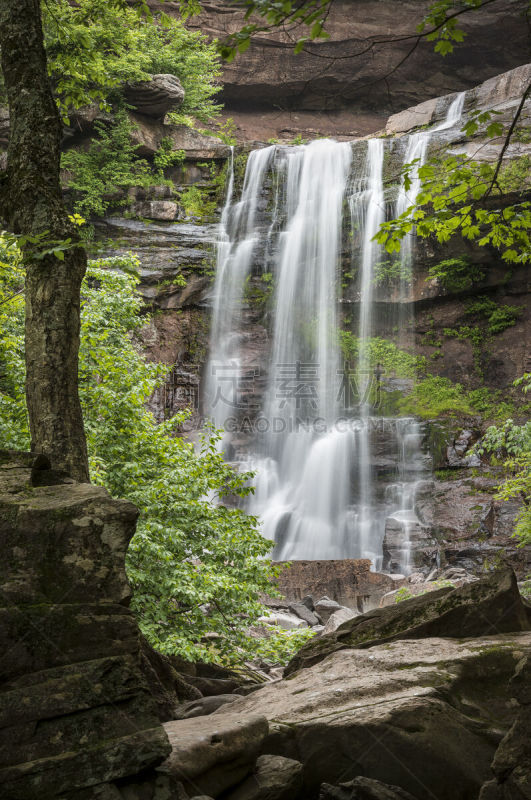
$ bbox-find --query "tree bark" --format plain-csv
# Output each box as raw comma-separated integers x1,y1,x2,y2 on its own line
0,0,90,481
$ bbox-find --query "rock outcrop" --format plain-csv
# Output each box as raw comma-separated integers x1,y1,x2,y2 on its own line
0,451,170,799
285,568,530,675
161,629,531,799
180,0,531,140
124,74,185,120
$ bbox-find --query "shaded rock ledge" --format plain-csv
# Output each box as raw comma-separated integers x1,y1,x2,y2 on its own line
0,451,172,800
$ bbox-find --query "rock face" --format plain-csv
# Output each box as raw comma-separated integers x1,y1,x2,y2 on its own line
479,655,531,799
0,451,170,799
124,74,185,119
181,0,530,140
285,568,530,675
163,630,531,799
275,560,403,611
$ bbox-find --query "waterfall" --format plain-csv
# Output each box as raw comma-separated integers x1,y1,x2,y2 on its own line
203,94,465,571
251,140,355,560
396,91,466,269
349,139,385,564
205,145,275,435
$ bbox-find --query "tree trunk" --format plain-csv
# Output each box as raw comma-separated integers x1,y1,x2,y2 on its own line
0,0,90,481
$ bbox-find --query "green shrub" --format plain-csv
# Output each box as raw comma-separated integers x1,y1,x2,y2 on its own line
428,257,484,292
398,376,474,418
42,0,222,122
62,110,159,217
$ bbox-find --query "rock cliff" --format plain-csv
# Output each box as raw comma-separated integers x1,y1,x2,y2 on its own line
182,0,531,140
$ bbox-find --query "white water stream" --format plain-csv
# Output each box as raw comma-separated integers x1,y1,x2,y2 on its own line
204,94,465,571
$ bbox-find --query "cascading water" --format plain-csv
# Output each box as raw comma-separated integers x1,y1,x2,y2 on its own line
250,140,355,561
205,145,275,435
204,92,466,572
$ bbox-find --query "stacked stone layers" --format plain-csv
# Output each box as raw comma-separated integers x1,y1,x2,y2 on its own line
0,452,170,799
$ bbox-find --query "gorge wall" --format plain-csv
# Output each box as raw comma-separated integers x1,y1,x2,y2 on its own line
181,0,531,141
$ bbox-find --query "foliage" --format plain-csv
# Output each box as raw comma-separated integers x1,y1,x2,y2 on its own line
180,185,216,218
398,375,474,418
0,237,28,449
372,257,412,287
219,0,332,61
252,627,316,666
153,138,186,173
474,378,531,544
0,248,285,665
465,296,523,335
427,257,484,292
61,110,159,217
376,154,531,266
41,0,221,122
338,333,425,379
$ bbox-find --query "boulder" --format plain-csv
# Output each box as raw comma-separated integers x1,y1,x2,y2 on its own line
129,115,230,159
139,635,201,721
285,568,530,676
275,560,399,611
133,200,180,221
258,611,308,630
319,776,418,799
124,74,185,119
479,655,531,799
225,755,304,800
289,601,321,627
322,607,358,634
314,597,343,624
161,714,269,797
190,632,531,799
174,694,239,720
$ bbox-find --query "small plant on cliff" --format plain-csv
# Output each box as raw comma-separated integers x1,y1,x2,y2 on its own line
62,110,159,217
427,257,484,292
474,379,531,545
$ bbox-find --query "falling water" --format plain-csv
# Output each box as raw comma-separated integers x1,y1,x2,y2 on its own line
349,139,385,562
203,93,466,571
396,91,466,268
205,145,275,434
251,140,355,560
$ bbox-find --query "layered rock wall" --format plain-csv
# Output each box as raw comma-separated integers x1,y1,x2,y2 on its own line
0,452,170,799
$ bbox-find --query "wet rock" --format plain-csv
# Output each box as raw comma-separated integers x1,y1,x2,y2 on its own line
285,568,530,676
322,607,359,634
289,601,321,627
161,714,269,797
314,597,343,623
124,74,185,119
382,515,437,573
225,755,304,800
319,776,418,800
